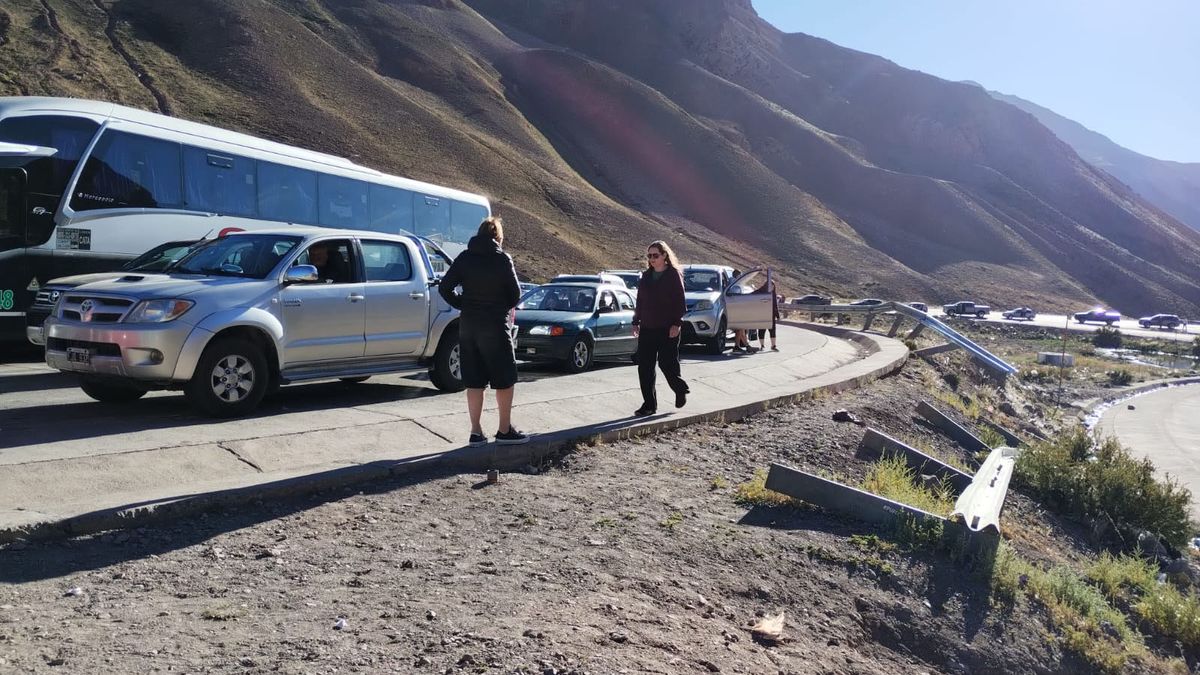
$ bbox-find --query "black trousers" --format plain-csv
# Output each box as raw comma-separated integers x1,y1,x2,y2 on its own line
636,326,688,410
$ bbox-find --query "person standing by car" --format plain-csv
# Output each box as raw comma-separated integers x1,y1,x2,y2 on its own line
752,276,780,351
632,241,689,416
438,217,529,446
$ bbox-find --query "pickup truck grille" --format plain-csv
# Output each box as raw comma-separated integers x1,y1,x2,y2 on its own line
58,294,136,323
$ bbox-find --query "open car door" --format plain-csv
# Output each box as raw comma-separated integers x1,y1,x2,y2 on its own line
725,268,774,330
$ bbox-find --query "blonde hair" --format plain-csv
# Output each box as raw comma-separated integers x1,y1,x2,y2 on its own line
646,240,679,270
477,216,504,242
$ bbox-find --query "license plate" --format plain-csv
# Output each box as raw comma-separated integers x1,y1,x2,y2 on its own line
66,347,91,365
525,348,537,354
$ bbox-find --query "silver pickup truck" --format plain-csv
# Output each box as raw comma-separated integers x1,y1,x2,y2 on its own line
43,228,464,417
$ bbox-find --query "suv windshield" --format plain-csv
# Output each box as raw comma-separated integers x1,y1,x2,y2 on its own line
122,241,201,272
173,235,300,278
518,285,596,312
683,269,722,292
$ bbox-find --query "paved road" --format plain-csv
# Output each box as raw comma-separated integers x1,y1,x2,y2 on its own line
0,323,906,538
936,311,1197,343
1096,384,1200,521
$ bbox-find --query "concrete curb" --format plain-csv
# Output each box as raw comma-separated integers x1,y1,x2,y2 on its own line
1,324,907,545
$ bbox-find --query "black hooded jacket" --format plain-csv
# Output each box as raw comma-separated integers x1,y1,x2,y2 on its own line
438,234,521,322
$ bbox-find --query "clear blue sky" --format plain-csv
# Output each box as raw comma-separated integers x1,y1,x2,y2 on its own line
752,0,1200,163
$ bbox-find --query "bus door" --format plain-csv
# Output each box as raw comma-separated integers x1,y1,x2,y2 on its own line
0,168,29,335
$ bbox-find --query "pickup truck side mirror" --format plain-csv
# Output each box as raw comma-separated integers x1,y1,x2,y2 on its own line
427,277,441,287
284,265,319,284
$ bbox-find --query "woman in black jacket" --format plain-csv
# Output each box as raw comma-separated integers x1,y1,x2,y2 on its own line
631,240,689,416
438,217,529,447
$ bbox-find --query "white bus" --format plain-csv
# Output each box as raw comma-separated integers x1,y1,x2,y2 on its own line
0,96,490,341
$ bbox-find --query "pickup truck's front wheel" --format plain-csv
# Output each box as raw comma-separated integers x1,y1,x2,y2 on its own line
429,326,465,393
186,337,269,417
79,378,147,403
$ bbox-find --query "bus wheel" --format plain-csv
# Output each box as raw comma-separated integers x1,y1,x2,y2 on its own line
430,325,465,393
186,337,268,417
79,378,147,403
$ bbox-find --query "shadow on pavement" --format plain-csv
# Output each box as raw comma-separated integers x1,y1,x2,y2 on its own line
0,369,77,394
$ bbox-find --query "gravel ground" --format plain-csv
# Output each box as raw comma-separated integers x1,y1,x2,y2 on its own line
3,353,1110,675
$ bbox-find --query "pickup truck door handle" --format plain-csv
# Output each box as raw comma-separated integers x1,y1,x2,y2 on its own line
347,293,365,302
409,292,426,300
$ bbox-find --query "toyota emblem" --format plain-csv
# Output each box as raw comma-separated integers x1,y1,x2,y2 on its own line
79,299,94,320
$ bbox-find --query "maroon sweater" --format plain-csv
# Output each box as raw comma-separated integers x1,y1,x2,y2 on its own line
633,266,686,329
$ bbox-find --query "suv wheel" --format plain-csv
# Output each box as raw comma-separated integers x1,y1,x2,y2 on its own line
185,337,268,417
563,334,594,373
79,378,147,403
706,318,727,355
430,325,465,392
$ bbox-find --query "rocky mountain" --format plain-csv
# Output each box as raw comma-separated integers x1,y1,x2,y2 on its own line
2,0,1198,314
990,90,1200,234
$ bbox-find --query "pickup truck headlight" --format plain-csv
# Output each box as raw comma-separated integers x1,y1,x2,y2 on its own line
124,299,194,323
529,325,565,336
692,299,714,311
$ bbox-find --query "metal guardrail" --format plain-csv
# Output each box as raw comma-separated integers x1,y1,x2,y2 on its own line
916,400,990,454
950,446,1018,533
765,462,946,527
781,301,1017,377
859,428,973,492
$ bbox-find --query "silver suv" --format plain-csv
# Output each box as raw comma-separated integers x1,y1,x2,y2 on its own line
681,265,736,354
43,228,464,417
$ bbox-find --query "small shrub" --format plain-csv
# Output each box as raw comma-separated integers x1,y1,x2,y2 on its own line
660,511,683,530
1087,553,1156,602
1093,326,1123,349
1107,369,1134,386
978,425,1006,449
1135,584,1200,650
1021,367,1050,383
733,469,798,507
1015,431,1194,549
942,372,960,390
1080,345,1098,357
860,455,956,516
934,390,981,420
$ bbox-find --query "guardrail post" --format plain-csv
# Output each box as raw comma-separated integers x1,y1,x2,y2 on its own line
916,400,989,454
887,315,904,337
905,324,925,340
861,313,876,331
859,428,973,491
765,463,945,527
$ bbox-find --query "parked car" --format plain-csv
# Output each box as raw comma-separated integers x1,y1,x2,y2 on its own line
850,298,885,307
518,282,540,295
1073,308,1121,325
1003,307,1037,321
907,302,929,313
552,273,628,288
680,264,736,354
42,228,464,417
600,269,643,291
514,282,637,372
26,239,203,346
792,294,832,306
1138,313,1182,330
943,301,991,318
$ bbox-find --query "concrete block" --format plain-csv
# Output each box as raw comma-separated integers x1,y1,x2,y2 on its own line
1037,352,1075,367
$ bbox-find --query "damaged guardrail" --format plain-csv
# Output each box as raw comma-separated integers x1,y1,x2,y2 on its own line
859,427,973,491
764,462,946,527
951,446,1018,533
781,301,1017,377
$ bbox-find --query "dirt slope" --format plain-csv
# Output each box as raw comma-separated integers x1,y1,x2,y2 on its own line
2,0,1198,313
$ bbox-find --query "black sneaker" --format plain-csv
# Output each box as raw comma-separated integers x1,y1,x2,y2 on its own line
675,390,688,409
495,426,530,445
634,406,656,417
468,432,488,447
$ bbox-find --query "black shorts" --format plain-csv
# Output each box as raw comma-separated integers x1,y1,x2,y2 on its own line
459,318,518,389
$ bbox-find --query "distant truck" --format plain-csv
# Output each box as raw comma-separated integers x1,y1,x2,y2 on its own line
942,301,991,318
1073,308,1121,325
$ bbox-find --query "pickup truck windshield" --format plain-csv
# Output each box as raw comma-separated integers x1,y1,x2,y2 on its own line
173,234,300,278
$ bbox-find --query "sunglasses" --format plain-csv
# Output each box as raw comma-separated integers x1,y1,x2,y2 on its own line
646,252,662,259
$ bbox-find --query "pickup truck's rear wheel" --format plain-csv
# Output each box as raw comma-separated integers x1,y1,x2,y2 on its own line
430,325,465,393
79,378,147,403
186,337,268,417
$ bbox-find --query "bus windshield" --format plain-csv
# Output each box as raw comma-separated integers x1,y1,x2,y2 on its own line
0,115,99,247
172,234,301,279
0,169,24,252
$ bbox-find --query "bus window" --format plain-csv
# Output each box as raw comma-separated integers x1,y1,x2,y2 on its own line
413,193,449,237
71,130,183,211
318,174,368,229
367,183,413,233
182,147,256,216
258,161,317,224
450,200,488,242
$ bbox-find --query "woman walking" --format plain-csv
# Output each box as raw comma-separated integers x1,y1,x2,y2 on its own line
632,241,689,416
438,217,529,446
